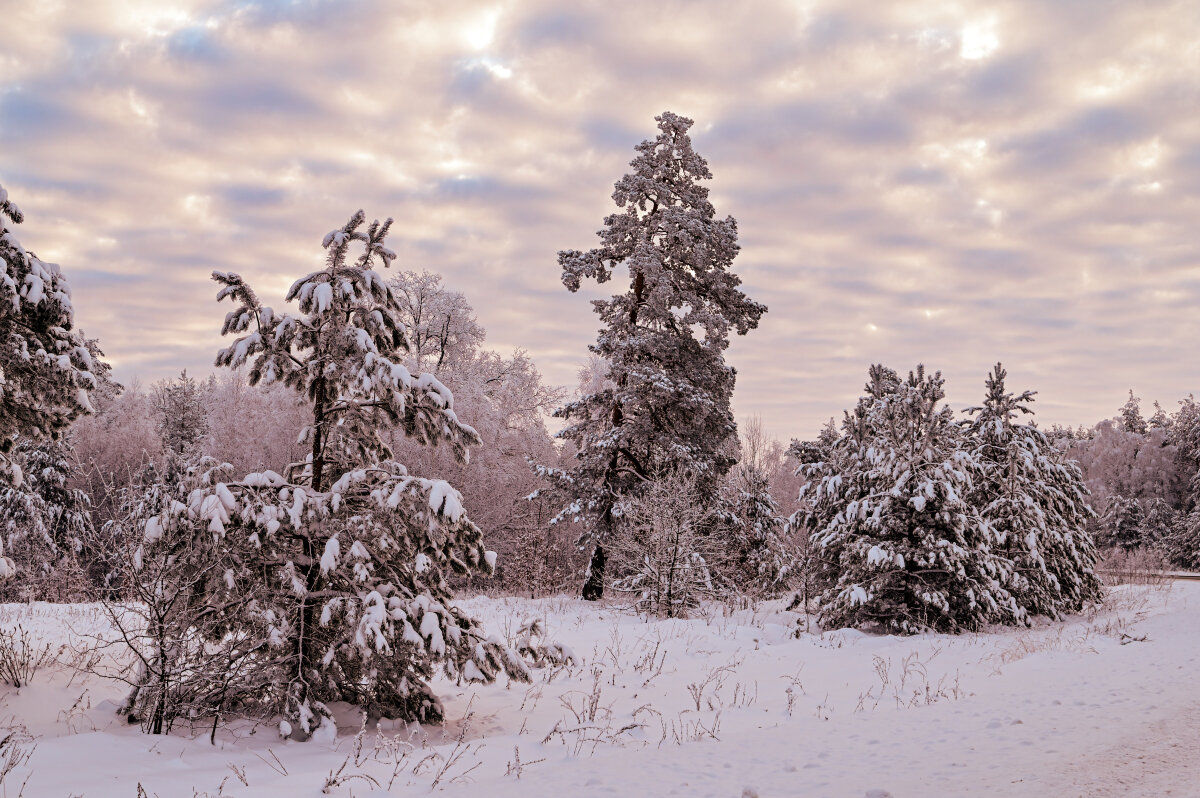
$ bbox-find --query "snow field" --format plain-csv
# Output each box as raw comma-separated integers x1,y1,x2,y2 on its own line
0,582,1195,797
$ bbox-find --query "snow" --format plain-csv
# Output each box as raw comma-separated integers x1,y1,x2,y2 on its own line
320,535,340,573
1,583,1197,796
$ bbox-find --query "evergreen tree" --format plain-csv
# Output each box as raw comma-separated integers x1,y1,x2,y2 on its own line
0,179,98,576
125,210,533,739
788,418,840,466
1160,510,1200,569
1148,401,1172,432
1140,497,1178,548
152,370,211,455
1102,495,1144,550
1168,395,1200,510
724,463,794,597
801,365,1018,633
539,112,766,599
965,364,1100,618
0,435,94,600
1119,390,1147,434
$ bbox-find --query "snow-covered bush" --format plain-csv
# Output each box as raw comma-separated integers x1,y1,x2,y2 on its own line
609,469,725,618
87,457,262,736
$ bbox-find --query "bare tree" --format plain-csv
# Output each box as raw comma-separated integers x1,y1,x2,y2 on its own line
610,470,727,618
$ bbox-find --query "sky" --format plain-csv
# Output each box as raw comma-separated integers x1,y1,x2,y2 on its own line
2,0,1198,443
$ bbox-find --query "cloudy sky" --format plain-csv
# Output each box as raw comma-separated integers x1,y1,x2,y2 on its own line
2,0,1197,441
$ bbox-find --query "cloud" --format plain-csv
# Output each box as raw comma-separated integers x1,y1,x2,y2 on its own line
0,0,1197,444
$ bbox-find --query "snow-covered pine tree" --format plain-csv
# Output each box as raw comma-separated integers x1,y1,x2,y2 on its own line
1148,401,1172,432
801,365,1017,633
1119,390,1148,435
788,418,840,466
964,364,1101,618
724,462,794,598
0,435,94,601
1101,495,1144,550
1160,510,1200,569
539,112,766,600
180,211,528,738
1139,497,1179,549
0,179,98,577
152,370,211,455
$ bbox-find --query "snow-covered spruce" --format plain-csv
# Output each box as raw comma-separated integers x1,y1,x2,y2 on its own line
536,112,766,600
799,366,1019,634
0,435,95,601
0,179,98,576
119,212,529,739
964,363,1101,619
723,461,796,598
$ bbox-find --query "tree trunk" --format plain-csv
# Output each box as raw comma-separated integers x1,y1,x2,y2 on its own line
582,543,606,601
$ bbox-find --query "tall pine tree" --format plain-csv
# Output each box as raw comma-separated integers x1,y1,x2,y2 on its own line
539,112,765,599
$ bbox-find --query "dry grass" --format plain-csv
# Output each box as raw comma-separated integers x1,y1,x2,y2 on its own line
1096,547,1171,587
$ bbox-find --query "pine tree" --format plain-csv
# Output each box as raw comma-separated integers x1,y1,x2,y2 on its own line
724,463,794,597
1139,497,1178,548
152,370,211,455
965,364,1100,618
788,418,840,466
1102,495,1144,550
0,435,94,600
1160,510,1200,569
0,179,99,577
801,365,1018,633
135,210,534,739
1119,390,1147,435
539,112,766,600
1148,401,1172,432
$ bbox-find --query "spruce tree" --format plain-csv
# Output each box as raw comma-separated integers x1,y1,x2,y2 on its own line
0,435,94,600
1139,497,1178,548
725,463,794,597
965,364,1100,618
1161,510,1200,569
801,365,1018,633
1102,495,1144,550
539,112,765,599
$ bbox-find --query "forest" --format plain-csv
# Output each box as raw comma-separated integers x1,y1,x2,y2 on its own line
0,112,1197,795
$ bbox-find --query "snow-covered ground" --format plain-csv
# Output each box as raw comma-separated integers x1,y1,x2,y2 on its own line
1,582,1196,797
